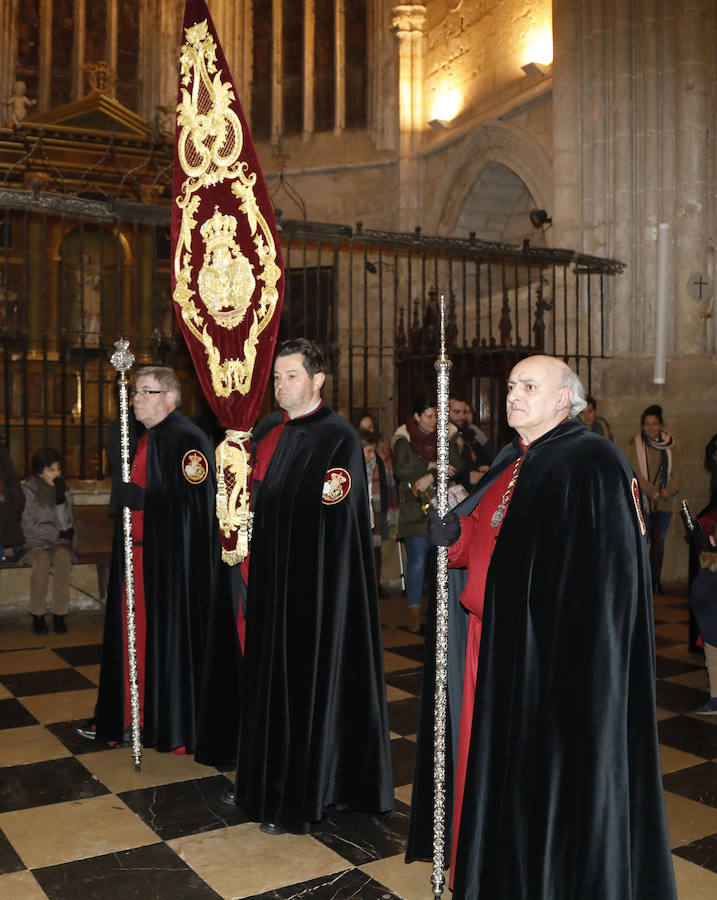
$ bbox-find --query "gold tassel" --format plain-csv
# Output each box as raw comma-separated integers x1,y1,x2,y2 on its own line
215,429,252,564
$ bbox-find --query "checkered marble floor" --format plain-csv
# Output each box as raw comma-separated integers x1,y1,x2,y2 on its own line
0,593,716,898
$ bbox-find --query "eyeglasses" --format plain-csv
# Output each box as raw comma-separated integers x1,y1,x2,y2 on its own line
131,388,168,398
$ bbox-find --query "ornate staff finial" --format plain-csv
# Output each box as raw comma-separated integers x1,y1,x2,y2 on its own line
111,338,135,374
439,293,447,362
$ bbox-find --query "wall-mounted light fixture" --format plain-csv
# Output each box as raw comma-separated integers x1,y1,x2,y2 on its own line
428,86,462,131
529,209,552,228
521,61,548,77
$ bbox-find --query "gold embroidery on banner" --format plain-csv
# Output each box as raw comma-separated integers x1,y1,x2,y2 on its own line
216,431,252,563
197,208,256,329
174,19,281,397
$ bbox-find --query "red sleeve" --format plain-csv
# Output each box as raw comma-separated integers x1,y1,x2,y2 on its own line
448,508,480,568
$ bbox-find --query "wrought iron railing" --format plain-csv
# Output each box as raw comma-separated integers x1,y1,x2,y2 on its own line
0,179,623,477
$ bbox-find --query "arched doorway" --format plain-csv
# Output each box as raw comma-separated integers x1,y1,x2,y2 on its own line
453,161,547,247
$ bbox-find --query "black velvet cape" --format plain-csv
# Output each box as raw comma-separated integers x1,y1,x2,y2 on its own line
408,419,677,900
95,410,239,753
234,405,394,832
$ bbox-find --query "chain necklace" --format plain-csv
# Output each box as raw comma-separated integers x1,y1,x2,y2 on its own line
490,455,524,528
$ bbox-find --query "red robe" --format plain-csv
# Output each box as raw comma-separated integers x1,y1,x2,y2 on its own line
447,452,525,877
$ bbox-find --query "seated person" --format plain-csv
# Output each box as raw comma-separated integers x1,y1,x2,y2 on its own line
20,448,74,634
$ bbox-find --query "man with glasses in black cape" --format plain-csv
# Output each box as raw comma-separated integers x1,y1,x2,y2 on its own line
76,366,237,755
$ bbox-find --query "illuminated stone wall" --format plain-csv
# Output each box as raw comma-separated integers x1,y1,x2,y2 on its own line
423,0,552,125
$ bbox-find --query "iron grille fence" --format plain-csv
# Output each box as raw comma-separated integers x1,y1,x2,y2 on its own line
0,188,623,478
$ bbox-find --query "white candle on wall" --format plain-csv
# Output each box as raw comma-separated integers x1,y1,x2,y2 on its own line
654,223,670,385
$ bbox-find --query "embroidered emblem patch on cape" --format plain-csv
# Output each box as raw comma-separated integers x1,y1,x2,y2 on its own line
631,477,647,536
182,449,209,485
322,467,351,505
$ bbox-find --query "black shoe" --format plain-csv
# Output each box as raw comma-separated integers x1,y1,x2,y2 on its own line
53,615,67,634
221,787,237,806
32,615,48,634
74,721,97,741
260,822,287,835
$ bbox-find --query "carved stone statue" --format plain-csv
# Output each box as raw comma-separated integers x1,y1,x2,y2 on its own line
2,81,36,124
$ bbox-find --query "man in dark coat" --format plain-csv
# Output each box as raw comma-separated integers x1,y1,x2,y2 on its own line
448,395,491,490
409,355,676,899
77,366,235,753
227,338,393,835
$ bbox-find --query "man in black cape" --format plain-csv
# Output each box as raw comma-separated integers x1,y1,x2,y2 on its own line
408,355,676,899
226,338,393,835
77,366,239,754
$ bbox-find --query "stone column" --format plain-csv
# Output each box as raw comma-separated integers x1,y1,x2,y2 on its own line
634,0,676,358
303,0,315,138
334,0,345,134
106,0,118,92
158,2,184,120
72,0,86,99
211,0,252,101
137,0,157,122
137,0,183,123
392,3,426,231
0,0,17,110
271,0,283,143
551,0,582,253
369,0,398,152
674,0,710,355
611,0,636,356
239,0,254,111
38,0,52,111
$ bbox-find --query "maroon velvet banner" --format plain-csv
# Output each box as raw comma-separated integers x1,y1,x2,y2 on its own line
171,0,284,563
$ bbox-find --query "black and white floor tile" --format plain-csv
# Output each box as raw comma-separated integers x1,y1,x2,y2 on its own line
0,592,715,898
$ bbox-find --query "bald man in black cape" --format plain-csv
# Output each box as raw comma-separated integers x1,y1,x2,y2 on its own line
408,355,676,899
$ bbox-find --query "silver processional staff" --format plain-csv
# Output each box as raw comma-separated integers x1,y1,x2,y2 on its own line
432,296,451,896
110,338,142,772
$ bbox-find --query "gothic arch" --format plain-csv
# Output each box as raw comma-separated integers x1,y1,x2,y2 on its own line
431,121,553,240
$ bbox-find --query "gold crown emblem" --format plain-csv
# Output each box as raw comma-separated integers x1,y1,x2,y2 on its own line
84,61,117,94
200,207,238,253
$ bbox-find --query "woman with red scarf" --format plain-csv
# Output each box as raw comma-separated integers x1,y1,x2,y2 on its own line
629,404,683,591
392,397,462,632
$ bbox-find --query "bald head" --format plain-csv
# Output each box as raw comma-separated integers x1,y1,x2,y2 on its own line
506,355,584,445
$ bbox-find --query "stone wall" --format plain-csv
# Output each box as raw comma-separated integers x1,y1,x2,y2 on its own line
591,356,717,590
